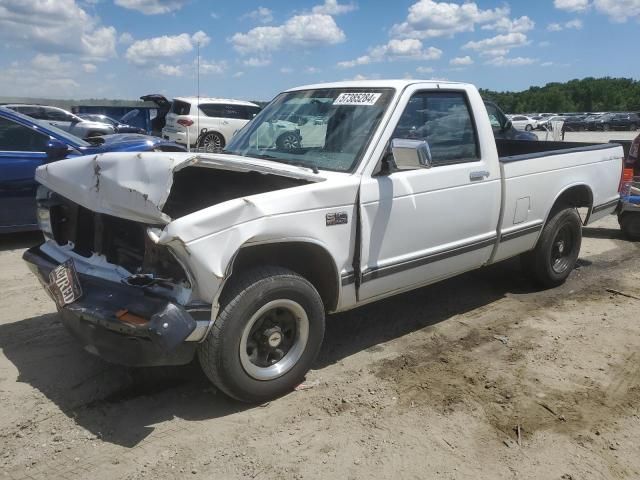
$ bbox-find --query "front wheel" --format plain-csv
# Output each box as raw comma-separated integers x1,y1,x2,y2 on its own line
198,267,325,403
629,124,638,132
525,124,533,131
602,123,610,132
521,207,582,288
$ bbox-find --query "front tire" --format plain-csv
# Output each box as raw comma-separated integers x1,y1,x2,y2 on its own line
525,124,533,131
198,267,325,403
521,207,582,288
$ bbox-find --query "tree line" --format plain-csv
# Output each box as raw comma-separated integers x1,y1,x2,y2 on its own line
480,77,640,114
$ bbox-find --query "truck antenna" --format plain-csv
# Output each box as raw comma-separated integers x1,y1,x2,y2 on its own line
197,41,200,150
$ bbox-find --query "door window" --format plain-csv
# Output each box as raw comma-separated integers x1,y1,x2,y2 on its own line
0,117,49,152
393,92,479,165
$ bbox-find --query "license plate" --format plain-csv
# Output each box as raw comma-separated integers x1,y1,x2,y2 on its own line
46,260,83,307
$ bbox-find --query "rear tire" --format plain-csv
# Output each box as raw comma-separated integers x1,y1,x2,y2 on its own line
198,131,225,153
602,123,610,132
521,207,582,288
525,124,533,131
630,124,638,132
198,267,325,403
619,213,640,241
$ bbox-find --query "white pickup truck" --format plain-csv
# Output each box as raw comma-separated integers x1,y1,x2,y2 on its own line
24,80,624,402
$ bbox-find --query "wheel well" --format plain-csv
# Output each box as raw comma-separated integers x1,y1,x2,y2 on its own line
226,242,339,312
548,185,593,223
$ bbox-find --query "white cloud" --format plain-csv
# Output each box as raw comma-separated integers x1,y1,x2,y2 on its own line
156,64,183,76
485,56,536,66
482,16,534,33
312,0,357,15
0,54,81,98
119,32,134,44
338,38,442,67
231,14,345,54
233,71,244,78
0,0,117,59
242,7,273,24
547,19,584,30
114,0,188,15
554,0,591,12
199,59,227,75
594,0,640,22
450,55,473,66
191,31,210,46
416,66,434,73
463,32,529,57
539,41,551,47
210,12,220,19
82,63,97,73
243,57,271,67
125,31,210,65
305,66,321,74
541,61,554,67
280,67,293,74
390,0,509,39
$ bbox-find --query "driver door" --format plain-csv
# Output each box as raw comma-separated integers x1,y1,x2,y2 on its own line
357,88,501,301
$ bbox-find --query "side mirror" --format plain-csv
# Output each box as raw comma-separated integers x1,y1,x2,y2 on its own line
389,138,433,171
45,138,69,162
503,119,513,132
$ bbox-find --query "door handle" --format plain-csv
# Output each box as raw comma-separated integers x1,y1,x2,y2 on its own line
469,171,490,181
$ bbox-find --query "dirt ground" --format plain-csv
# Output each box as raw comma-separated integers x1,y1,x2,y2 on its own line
1,213,639,480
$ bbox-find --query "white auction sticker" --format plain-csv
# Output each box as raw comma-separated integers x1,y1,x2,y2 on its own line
333,92,382,106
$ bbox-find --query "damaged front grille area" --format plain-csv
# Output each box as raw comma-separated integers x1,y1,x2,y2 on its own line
44,191,189,287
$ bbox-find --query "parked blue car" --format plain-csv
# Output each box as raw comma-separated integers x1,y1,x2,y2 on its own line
0,106,185,233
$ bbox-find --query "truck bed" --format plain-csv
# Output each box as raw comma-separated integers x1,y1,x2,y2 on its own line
491,139,623,264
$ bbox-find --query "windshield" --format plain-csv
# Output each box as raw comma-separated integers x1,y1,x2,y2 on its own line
225,88,394,172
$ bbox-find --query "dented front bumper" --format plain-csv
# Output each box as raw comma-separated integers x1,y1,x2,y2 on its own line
23,246,203,367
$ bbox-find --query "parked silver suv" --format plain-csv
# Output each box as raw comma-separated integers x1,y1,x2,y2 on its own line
4,104,115,138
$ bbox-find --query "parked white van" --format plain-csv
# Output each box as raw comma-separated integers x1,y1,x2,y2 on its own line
162,97,261,151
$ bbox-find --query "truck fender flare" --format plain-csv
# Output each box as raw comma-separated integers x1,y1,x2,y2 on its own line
544,183,594,227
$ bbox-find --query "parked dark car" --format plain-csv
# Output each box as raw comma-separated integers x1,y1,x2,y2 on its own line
590,113,640,131
562,115,589,132
0,107,185,233
484,101,538,141
77,114,146,134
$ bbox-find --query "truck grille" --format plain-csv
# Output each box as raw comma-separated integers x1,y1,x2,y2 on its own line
46,194,188,285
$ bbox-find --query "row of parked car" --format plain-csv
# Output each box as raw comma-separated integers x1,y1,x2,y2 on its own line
508,112,640,132
1,93,534,234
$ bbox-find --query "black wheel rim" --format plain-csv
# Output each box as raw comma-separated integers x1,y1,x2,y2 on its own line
239,300,309,381
551,224,575,274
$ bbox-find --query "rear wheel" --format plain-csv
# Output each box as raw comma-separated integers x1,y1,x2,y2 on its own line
198,131,225,153
521,207,582,288
602,123,610,132
525,124,533,131
198,267,325,403
619,213,640,241
276,132,301,150
630,123,638,132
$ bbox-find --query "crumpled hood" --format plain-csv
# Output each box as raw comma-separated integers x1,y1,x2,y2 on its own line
35,152,324,225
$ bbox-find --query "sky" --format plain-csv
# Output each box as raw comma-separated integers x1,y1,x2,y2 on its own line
0,0,638,102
